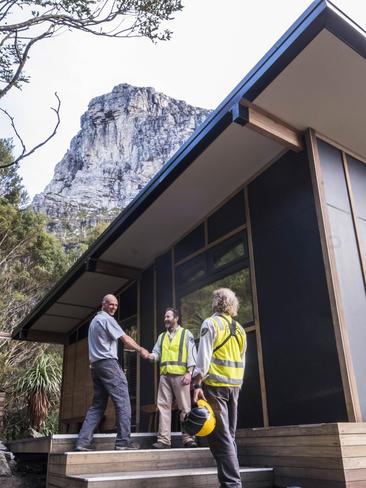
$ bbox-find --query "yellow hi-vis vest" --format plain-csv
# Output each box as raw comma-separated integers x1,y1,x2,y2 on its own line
204,314,246,388
160,327,188,375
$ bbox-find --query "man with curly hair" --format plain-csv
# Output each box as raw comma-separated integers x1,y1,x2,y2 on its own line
193,288,247,488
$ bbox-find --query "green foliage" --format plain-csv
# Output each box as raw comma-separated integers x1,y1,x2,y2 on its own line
15,351,62,431
0,140,27,205
66,219,110,264
2,344,63,438
0,140,69,438
0,200,69,332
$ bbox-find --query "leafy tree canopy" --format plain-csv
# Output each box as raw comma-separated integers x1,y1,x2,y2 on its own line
0,140,27,204
0,139,69,438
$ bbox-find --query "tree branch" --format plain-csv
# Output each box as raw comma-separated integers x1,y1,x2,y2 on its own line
0,93,61,169
0,29,53,99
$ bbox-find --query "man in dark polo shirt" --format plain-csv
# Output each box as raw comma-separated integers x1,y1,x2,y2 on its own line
75,294,149,451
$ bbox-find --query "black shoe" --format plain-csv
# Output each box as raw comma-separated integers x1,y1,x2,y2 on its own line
75,445,93,452
152,441,171,449
115,440,140,450
184,441,197,448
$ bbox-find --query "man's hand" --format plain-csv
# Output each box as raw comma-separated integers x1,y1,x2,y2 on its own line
139,347,150,359
181,372,191,385
148,353,156,361
193,386,207,403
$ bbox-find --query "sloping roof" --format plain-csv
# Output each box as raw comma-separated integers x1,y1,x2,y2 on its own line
13,0,366,342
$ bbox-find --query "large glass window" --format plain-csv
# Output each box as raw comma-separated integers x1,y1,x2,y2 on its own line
176,231,253,338
180,268,253,338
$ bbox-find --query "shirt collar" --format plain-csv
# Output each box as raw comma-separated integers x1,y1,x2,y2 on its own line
167,324,181,337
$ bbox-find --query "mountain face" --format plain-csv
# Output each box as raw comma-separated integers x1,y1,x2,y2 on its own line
32,84,210,245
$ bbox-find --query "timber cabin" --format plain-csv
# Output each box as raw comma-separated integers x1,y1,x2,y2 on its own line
10,1,366,487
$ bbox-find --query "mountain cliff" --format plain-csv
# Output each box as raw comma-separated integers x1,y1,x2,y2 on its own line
32,84,210,246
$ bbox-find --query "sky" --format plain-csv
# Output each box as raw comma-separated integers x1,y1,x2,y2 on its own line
1,0,365,199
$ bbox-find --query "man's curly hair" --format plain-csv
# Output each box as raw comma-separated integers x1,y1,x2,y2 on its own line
212,288,239,317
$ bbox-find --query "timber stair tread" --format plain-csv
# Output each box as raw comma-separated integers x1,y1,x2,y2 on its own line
47,441,275,487
64,447,210,453
69,466,273,481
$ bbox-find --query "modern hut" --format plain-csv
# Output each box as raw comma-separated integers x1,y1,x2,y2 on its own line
11,1,366,486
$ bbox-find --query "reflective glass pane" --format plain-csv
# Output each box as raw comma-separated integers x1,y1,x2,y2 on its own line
175,254,206,288
180,268,253,339
212,241,245,269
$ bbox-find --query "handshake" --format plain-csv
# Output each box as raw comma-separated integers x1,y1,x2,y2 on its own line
138,347,154,361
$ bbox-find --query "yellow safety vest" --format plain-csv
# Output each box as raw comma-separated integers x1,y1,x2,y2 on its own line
204,314,246,388
160,327,188,375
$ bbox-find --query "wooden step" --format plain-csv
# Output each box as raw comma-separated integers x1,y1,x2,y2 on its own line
49,466,274,488
9,433,191,455
49,433,187,454
49,447,215,476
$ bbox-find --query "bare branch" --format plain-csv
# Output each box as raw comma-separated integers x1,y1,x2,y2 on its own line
0,108,26,156
0,93,61,169
0,0,17,23
0,29,53,99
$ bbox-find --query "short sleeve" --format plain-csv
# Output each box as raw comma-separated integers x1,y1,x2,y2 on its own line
105,316,125,340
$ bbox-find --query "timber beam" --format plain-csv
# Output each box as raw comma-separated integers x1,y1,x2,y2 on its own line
232,101,304,152
86,258,142,280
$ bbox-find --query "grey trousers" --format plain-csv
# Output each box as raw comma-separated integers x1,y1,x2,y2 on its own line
204,385,242,488
77,358,131,448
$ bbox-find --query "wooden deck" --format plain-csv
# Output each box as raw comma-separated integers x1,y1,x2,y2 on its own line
237,422,366,487
9,423,366,487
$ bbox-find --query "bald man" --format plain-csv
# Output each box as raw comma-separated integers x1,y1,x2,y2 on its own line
76,294,149,451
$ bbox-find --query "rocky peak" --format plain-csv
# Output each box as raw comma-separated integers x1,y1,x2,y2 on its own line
32,84,211,245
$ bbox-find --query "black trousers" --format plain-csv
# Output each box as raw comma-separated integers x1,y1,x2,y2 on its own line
204,385,242,488
77,358,131,448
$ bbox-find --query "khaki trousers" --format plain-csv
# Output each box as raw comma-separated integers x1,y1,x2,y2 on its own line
157,374,194,445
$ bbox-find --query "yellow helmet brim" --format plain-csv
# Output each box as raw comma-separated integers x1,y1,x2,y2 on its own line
196,399,216,436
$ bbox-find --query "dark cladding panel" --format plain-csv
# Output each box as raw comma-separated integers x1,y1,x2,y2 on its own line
207,191,246,243
317,141,366,420
139,266,155,409
156,250,173,329
118,282,137,321
174,224,205,263
238,331,263,428
249,150,347,426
